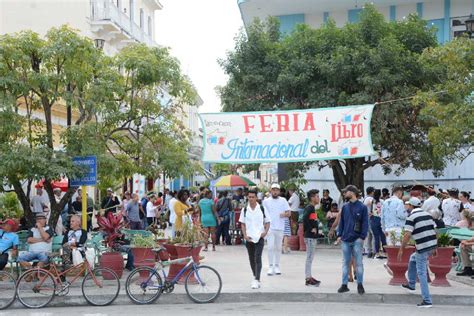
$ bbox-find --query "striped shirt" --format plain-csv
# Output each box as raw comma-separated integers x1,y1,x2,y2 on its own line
404,208,437,253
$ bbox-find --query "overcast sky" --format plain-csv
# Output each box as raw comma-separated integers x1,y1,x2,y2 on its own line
155,0,244,113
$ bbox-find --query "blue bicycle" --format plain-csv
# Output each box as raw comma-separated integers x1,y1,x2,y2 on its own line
125,247,222,304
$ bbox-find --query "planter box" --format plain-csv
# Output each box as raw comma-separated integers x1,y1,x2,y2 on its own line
429,247,455,287
288,235,299,251
167,244,202,284
99,252,123,279
385,246,415,285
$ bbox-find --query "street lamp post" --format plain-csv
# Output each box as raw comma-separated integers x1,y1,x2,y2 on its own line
466,14,474,38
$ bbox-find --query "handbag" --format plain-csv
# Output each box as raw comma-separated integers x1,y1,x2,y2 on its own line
72,248,84,266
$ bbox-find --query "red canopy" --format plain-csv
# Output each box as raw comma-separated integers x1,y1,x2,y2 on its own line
35,178,69,192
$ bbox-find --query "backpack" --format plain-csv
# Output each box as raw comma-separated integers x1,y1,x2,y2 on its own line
243,203,266,219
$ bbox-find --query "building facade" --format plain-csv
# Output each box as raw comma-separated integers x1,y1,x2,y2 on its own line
1,0,204,195
237,0,474,195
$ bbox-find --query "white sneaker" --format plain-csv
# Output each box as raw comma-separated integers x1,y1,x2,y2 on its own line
251,279,259,289
274,265,281,275
267,266,275,276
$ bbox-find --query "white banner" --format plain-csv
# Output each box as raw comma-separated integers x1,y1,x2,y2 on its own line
199,104,375,164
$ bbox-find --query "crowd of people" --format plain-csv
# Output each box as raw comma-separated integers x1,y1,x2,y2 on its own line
1,181,473,308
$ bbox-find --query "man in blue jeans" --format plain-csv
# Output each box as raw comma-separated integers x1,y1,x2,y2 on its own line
337,185,368,295
398,197,437,308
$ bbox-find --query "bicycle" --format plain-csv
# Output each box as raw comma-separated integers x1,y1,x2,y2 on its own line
16,253,120,308
0,270,16,310
125,246,222,304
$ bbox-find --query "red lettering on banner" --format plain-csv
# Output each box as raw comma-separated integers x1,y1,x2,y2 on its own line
260,114,273,132
243,115,255,133
303,113,316,131
276,114,290,132
293,113,299,131
330,122,364,142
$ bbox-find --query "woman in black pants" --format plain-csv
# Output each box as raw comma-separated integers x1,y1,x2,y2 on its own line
239,190,270,289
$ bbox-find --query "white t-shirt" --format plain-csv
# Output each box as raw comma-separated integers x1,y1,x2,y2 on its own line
422,196,440,213
262,197,290,231
169,198,177,224
28,226,53,252
442,198,461,226
363,196,374,212
239,203,271,243
288,193,300,212
146,201,157,218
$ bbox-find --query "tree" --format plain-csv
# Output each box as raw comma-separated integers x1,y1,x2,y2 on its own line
0,26,196,226
219,5,458,191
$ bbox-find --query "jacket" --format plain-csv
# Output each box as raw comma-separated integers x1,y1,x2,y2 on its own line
337,200,368,242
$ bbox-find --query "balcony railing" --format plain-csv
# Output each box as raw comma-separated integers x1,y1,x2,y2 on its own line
90,0,157,47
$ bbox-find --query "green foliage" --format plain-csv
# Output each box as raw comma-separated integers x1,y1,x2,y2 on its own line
437,233,452,247
172,219,206,246
0,192,22,220
131,235,156,248
0,26,197,225
219,4,464,190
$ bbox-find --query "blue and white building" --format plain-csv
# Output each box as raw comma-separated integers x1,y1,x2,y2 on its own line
237,0,474,195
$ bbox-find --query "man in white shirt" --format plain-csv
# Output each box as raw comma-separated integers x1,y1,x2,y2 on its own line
240,190,270,289
363,187,375,257
146,195,160,227
263,183,290,276
288,189,300,212
442,189,461,226
422,188,440,213
381,187,406,246
168,194,178,238
18,213,53,270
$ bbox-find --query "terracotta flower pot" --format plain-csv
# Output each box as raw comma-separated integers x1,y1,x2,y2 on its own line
169,244,202,284
131,247,155,281
385,246,415,285
156,240,170,261
288,235,299,251
100,252,124,279
298,223,306,251
163,243,178,260
429,247,455,287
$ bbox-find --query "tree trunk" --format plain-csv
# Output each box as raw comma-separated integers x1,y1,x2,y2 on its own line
42,97,54,150
11,179,34,227
331,158,365,193
43,180,75,228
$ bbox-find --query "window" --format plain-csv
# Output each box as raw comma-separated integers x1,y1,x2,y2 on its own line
140,8,144,29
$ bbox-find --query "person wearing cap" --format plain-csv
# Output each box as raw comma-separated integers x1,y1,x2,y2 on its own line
336,185,368,295
442,189,461,226
18,213,54,271
381,187,406,246
398,197,437,308
101,188,121,217
0,219,19,271
263,183,291,276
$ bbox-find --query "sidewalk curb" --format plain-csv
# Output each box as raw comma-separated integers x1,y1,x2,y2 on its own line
8,292,474,309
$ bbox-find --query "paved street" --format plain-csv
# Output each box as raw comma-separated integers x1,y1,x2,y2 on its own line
2,302,473,316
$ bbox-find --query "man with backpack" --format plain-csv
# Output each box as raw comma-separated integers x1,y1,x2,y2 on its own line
240,190,270,289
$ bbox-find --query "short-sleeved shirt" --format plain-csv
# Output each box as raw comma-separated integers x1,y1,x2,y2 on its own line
0,229,20,254
199,198,216,227
31,195,49,213
404,208,437,253
288,193,300,212
27,226,54,252
262,197,290,231
174,200,190,231
126,201,141,222
239,203,270,243
442,198,461,226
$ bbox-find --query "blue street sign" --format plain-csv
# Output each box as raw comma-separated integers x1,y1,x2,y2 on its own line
70,156,97,186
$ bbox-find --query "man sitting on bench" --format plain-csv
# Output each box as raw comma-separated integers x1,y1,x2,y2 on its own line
457,236,474,278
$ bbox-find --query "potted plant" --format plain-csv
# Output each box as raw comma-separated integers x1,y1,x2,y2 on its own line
170,220,206,283
97,212,125,279
429,233,455,287
384,229,416,285
130,234,156,280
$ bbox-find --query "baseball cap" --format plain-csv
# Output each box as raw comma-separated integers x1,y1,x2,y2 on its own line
342,185,359,194
405,197,422,207
35,213,47,219
1,219,17,231
270,183,281,190
107,188,113,192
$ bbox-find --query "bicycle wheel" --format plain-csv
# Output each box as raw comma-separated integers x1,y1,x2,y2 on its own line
16,269,56,308
0,271,16,310
185,265,222,304
82,267,120,306
125,267,163,305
